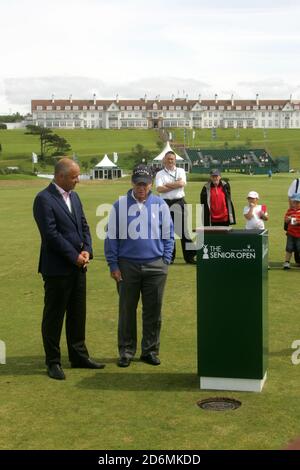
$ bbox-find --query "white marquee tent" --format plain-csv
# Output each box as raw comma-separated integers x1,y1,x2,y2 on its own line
92,154,122,179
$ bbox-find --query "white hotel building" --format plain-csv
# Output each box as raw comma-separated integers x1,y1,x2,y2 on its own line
31,94,300,130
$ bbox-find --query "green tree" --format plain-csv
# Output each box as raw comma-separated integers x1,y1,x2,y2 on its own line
48,135,71,156
0,123,7,129
81,161,89,172
131,144,152,167
90,157,99,166
0,112,24,123
156,140,164,151
25,125,71,159
26,125,53,159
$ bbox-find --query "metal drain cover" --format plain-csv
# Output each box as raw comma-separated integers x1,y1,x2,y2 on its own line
197,397,241,411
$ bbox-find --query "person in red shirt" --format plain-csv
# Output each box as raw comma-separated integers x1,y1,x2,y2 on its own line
200,169,236,226
283,192,300,269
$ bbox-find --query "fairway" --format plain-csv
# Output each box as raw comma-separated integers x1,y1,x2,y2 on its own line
0,173,300,450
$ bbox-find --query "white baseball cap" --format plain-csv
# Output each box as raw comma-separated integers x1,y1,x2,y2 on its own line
247,191,259,199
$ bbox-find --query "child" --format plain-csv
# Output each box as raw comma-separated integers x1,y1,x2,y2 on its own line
243,191,269,230
283,192,300,269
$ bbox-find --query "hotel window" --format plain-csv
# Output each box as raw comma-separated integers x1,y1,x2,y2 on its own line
37,106,43,110
98,106,103,110
83,106,87,110
134,106,139,110
169,106,174,110
56,106,61,110
127,106,132,110
90,106,95,110
176,106,181,110
46,106,52,110
65,106,71,110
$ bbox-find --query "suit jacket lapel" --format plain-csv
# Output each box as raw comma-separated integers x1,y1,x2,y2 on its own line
48,183,77,225
69,192,80,228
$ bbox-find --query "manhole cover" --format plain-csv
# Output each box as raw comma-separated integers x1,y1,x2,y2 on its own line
197,397,241,411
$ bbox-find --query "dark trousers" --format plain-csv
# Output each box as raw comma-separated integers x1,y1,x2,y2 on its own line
42,271,89,365
117,258,168,358
164,198,196,262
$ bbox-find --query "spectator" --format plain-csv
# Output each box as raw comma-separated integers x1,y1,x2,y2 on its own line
200,169,236,226
283,193,300,270
155,151,196,264
243,191,268,230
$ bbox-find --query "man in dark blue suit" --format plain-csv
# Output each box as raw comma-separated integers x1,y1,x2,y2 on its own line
33,158,105,380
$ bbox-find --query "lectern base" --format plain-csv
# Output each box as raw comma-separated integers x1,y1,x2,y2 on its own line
200,373,267,392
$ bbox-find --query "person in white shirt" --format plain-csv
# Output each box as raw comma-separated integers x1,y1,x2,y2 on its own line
243,191,269,230
155,151,196,264
288,178,300,202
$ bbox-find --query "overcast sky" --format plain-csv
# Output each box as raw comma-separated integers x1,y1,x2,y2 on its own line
1,0,300,113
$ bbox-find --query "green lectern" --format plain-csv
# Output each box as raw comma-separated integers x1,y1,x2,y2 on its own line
196,228,268,392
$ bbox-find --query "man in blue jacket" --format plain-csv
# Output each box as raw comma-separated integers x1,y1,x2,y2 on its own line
33,158,105,380
105,165,174,368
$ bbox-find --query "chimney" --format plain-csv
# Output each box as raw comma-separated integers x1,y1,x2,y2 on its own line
186,94,189,102
215,94,218,104
69,94,72,103
172,94,175,103
158,94,160,102
51,94,55,104
256,93,259,106
198,94,201,104
231,94,234,106
144,94,147,103
116,94,119,103
93,93,96,105
290,94,292,102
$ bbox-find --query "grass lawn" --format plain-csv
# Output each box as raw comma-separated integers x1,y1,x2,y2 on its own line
0,173,300,450
0,128,300,172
